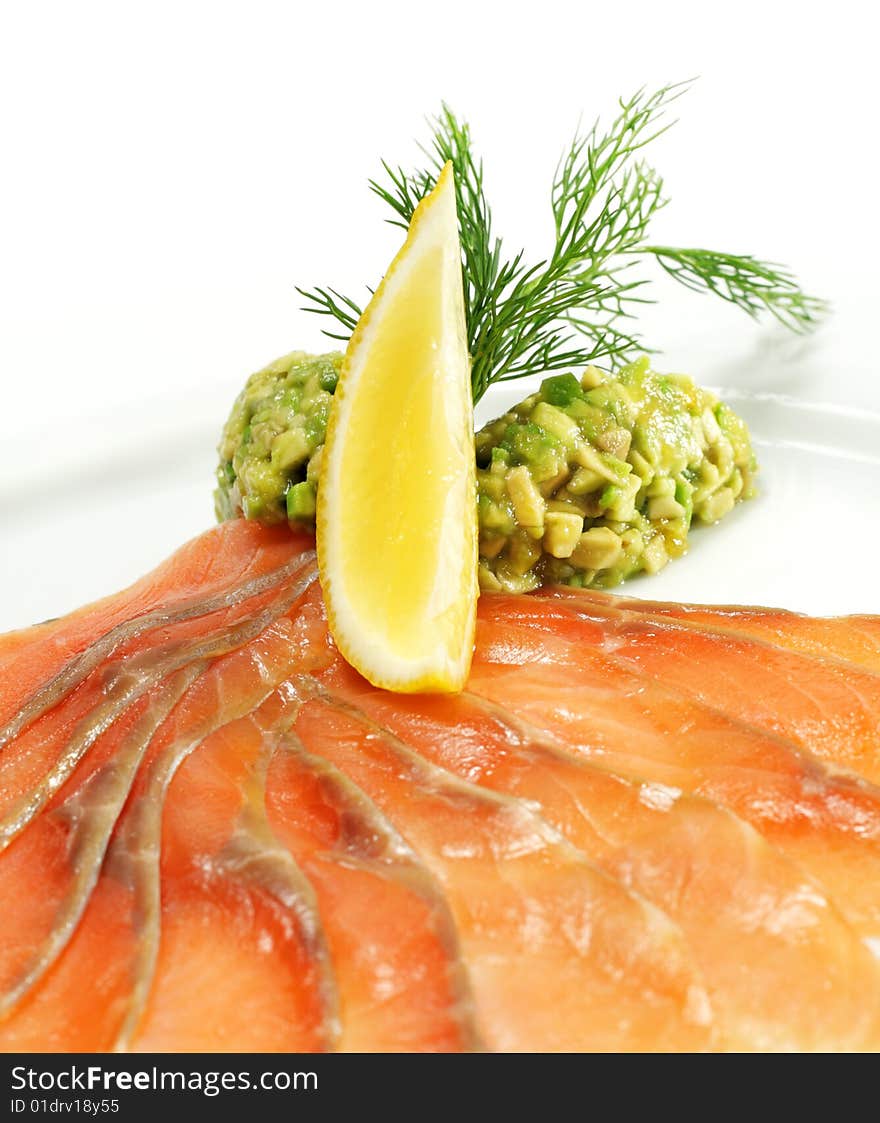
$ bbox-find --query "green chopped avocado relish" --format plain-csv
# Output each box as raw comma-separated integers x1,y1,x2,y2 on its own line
215,351,339,526
215,351,757,592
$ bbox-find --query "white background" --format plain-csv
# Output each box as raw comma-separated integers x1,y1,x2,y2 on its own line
1,0,877,629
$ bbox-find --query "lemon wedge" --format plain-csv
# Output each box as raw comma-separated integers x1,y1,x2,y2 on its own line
316,162,477,694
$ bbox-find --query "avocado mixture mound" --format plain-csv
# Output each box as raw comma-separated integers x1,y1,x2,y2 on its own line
215,352,757,593
215,351,340,525
475,358,757,591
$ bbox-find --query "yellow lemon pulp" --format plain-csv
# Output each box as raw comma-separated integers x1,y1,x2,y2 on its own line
317,162,477,693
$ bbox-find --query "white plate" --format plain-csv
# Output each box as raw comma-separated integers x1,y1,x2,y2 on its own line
2,376,879,632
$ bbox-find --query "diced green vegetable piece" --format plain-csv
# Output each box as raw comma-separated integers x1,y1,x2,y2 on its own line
541,372,583,408
318,364,339,392
478,491,514,533
642,534,669,574
603,475,640,521
648,494,686,520
646,476,675,499
674,478,694,522
304,403,330,445
543,511,584,558
479,533,506,559
506,465,545,534
599,483,620,510
698,486,736,523
286,481,317,521
533,402,582,446
597,427,632,460
570,527,623,571
572,442,629,483
271,428,311,471
242,494,266,519
568,466,604,495
507,531,544,575
580,365,605,390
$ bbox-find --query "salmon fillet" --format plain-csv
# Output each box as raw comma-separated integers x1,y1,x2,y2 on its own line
544,588,880,674
2,520,880,1051
468,599,880,944
308,659,880,1050
511,591,880,785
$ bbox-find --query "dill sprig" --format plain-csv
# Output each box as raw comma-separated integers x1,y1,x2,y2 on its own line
298,84,826,403
641,246,827,331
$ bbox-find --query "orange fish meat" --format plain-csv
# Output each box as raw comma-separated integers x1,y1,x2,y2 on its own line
2,521,880,1051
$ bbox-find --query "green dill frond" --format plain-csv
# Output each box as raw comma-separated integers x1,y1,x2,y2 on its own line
641,246,829,332
295,286,363,340
299,84,826,402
